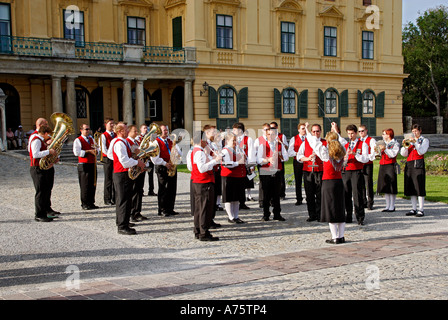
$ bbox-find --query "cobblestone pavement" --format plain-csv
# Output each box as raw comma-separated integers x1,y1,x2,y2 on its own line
1,151,448,302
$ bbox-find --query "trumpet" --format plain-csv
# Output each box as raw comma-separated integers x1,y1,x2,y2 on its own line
402,134,415,149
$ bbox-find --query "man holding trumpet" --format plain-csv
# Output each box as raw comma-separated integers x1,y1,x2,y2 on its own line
73,124,100,210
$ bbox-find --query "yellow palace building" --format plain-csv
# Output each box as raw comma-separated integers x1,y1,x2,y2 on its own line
0,0,405,141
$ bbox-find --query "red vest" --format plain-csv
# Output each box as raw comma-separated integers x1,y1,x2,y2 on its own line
29,135,46,167
111,138,133,173
302,139,327,172
191,147,215,184
344,140,364,171
77,136,96,164
364,136,373,165
294,134,305,153
238,136,249,156
380,144,397,165
260,137,283,172
407,145,425,162
322,160,343,181
157,137,173,162
221,148,246,178
102,132,114,157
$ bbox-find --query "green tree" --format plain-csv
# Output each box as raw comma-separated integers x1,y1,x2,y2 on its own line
403,6,448,117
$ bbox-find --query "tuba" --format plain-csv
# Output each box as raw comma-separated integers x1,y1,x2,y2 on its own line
167,133,182,177
93,131,103,162
39,113,75,170
128,123,161,180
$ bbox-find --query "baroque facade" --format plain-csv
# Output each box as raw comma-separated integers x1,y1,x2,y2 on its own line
0,0,405,142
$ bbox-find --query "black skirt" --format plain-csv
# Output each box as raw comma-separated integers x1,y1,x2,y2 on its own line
221,176,245,203
404,160,426,196
377,163,398,194
320,179,345,223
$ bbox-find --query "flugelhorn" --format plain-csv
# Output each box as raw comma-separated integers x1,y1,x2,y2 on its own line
39,113,75,170
374,140,386,159
128,123,161,180
402,133,415,149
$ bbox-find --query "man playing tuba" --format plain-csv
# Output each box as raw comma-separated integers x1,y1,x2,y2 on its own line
151,124,183,217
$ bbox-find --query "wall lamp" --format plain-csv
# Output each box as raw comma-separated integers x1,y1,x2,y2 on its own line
200,81,209,96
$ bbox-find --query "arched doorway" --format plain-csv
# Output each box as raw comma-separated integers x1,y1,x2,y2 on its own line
0,83,20,130
90,87,104,132
171,86,184,130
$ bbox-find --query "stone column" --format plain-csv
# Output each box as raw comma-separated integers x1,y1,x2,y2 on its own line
405,116,413,133
52,75,63,113
184,79,194,135
123,78,133,125
65,76,77,142
135,78,146,127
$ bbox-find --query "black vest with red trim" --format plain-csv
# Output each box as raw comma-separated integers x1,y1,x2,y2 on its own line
157,137,173,163
221,147,246,178
112,138,133,173
191,147,215,184
302,138,327,172
29,135,46,167
77,136,96,164
344,139,364,171
102,131,114,157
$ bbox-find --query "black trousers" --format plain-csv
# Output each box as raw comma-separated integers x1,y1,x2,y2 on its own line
293,159,304,203
113,171,133,230
342,169,365,223
103,157,115,203
303,171,323,221
30,166,54,218
77,163,96,207
259,171,282,218
145,161,155,193
155,165,177,214
131,171,146,216
362,163,374,207
192,182,215,238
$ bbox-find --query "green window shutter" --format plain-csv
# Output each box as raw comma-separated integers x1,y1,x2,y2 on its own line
318,89,325,117
172,17,182,50
376,91,385,118
298,89,308,119
323,117,340,136
217,118,238,131
357,90,363,117
281,118,299,139
340,89,349,117
209,86,218,119
274,88,282,118
361,117,377,136
237,87,248,118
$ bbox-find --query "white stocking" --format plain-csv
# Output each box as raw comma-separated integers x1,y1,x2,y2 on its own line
232,202,240,219
225,203,234,220
384,194,390,210
390,194,396,210
329,223,338,239
411,196,418,211
418,196,425,211
338,223,346,238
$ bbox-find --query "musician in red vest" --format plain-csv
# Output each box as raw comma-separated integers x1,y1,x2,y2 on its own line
257,127,289,222
270,121,287,200
297,124,326,222
288,123,306,206
107,123,145,235
358,125,376,210
29,125,57,222
138,124,156,197
73,124,99,210
101,118,116,206
221,132,247,224
305,122,347,244
28,118,48,153
190,131,222,241
151,124,182,216
401,124,429,217
342,124,369,225
127,125,149,222
254,123,271,208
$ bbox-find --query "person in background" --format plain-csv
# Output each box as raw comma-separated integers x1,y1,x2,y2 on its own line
358,125,376,210
288,123,307,206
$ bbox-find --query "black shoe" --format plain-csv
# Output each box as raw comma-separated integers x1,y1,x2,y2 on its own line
338,237,346,243
273,216,286,221
261,216,270,221
128,223,136,227
104,201,114,206
210,221,221,228
358,220,365,225
295,201,302,206
199,235,219,241
89,204,99,209
35,217,53,222
47,210,61,216
406,210,417,216
234,218,245,224
416,210,425,217
147,191,157,196
368,204,374,210
326,238,342,244
82,205,90,210
216,205,224,211
228,218,236,223
306,217,318,222
239,204,250,210
118,228,136,235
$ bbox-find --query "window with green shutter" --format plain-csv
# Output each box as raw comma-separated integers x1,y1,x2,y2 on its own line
172,16,182,50
237,87,248,118
376,91,385,118
298,89,308,119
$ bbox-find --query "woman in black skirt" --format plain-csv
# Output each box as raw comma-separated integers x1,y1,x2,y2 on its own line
305,122,347,244
401,124,429,217
221,132,247,223
377,128,400,212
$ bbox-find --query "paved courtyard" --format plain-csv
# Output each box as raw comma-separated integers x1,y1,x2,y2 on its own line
1,151,448,303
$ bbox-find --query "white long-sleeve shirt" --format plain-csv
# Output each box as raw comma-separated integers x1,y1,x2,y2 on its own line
400,136,429,158
73,135,98,159
107,137,138,169
30,135,50,159
383,139,400,159
360,135,377,162
221,146,240,168
191,146,218,173
101,130,115,155
296,136,324,163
